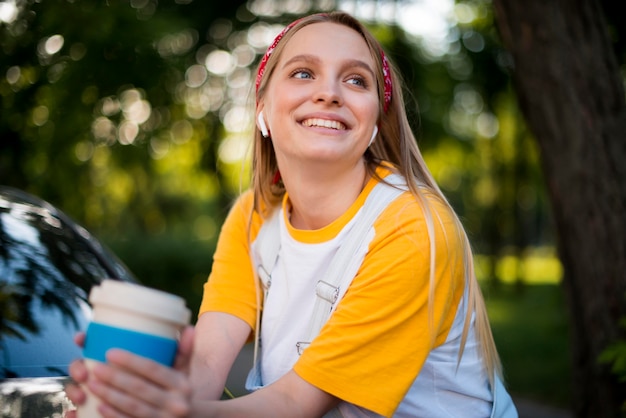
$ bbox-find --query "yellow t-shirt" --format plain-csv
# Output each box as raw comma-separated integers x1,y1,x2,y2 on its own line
200,167,465,417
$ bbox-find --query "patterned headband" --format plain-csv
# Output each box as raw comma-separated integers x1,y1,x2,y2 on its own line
255,16,393,113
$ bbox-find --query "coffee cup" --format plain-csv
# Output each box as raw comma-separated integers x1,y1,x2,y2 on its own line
78,279,191,417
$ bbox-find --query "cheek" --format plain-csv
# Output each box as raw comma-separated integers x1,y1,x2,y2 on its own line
357,100,380,123
348,90,380,117
264,86,301,116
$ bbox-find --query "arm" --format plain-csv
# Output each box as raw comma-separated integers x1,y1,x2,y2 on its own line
79,329,337,418
191,370,339,418
189,311,251,401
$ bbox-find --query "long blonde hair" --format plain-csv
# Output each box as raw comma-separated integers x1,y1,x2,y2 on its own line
251,11,502,383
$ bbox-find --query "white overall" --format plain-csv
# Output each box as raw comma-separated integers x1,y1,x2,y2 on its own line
246,174,518,418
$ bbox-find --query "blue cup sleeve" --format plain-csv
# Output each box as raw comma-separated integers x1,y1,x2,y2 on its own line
83,322,178,366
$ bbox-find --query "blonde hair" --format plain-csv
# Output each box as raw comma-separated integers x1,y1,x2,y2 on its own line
251,11,502,383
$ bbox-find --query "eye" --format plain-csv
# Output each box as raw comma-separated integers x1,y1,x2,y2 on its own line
290,68,313,79
346,74,368,88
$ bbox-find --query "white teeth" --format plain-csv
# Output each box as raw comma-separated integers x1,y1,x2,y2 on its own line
302,118,346,130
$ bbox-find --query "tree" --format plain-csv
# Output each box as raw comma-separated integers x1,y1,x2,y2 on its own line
491,0,626,415
0,0,249,233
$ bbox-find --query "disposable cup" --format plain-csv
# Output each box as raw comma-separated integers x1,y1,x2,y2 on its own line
77,279,191,417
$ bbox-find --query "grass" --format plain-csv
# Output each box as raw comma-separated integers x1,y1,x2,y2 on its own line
485,283,571,408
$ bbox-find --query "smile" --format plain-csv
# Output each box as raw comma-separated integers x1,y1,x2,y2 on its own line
301,118,347,130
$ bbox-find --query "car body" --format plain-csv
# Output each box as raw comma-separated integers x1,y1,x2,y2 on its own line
0,186,137,417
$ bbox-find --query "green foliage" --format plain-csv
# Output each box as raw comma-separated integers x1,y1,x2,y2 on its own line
1,0,556,268
103,231,218,323
599,317,626,382
598,314,626,415
0,0,247,236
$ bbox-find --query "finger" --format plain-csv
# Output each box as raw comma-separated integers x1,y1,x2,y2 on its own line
74,331,86,348
179,326,195,357
174,326,195,371
95,383,191,418
97,352,191,408
89,363,190,418
88,377,154,418
105,349,188,391
69,359,89,384
89,362,161,418
65,382,87,406
98,402,145,418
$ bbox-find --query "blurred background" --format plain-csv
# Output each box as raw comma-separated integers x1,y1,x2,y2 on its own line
1,0,624,416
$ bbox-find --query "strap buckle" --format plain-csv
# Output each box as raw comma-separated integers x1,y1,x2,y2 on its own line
296,341,310,355
316,280,339,304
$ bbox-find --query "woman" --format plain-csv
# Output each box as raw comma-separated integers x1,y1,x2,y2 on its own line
67,11,517,418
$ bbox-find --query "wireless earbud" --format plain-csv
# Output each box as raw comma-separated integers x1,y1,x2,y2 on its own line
368,125,379,147
257,111,269,138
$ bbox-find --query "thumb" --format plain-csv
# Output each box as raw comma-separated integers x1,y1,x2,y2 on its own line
174,325,195,371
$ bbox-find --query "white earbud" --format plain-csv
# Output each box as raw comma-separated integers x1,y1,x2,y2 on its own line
257,111,269,138
368,125,379,147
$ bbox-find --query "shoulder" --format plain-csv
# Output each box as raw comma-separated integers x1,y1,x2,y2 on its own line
376,186,459,233
222,189,282,243
218,190,256,242
368,186,465,270
227,189,255,218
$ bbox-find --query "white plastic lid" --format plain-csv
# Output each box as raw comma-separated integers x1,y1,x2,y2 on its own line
89,279,191,326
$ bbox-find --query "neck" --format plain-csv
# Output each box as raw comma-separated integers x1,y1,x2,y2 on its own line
281,159,369,230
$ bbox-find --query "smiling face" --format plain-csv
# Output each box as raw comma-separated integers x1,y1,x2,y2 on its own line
259,22,380,167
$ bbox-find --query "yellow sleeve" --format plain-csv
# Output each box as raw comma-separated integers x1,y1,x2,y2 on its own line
198,190,261,331
294,191,466,417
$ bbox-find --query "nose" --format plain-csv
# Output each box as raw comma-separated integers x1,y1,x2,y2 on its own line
312,79,343,107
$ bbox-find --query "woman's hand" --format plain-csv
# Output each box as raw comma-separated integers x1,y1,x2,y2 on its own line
86,345,192,417
65,326,195,418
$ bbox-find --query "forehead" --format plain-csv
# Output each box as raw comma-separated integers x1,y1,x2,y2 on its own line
279,22,374,66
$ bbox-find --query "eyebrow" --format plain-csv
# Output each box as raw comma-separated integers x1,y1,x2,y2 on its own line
282,54,376,79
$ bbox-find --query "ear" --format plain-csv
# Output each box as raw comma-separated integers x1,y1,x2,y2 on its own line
368,125,378,147
257,111,269,138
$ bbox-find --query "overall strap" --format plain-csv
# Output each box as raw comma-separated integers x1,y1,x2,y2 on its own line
255,174,407,300
253,173,407,366
251,208,281,371
297,173,407,353
255,208,281,294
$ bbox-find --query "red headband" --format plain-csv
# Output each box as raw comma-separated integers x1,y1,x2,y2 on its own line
255,16,393,113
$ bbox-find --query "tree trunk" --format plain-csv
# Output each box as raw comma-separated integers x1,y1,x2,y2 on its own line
491,0,626,416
